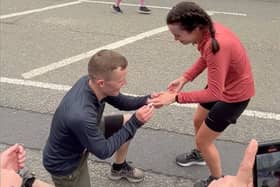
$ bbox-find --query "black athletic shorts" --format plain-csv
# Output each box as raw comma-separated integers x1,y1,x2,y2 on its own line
99,115,124,139
200,99,250,132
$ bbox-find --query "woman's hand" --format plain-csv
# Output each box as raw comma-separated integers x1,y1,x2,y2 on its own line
147,92,165,108
167,76,188,93
150,91,177,108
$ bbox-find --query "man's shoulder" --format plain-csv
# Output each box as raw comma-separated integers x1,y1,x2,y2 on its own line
55,98,98,122
54,106,98,130
69,102,98,119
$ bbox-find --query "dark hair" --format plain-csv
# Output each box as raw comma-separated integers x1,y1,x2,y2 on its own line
166,1,220,54
88,49,128,80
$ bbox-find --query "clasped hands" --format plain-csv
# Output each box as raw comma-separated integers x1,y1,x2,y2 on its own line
148,91,178,108
147,76,187,108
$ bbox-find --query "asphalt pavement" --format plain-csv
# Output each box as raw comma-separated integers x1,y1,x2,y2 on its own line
0,106,247,186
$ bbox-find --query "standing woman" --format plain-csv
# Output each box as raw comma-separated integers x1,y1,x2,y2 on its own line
151,1,255,186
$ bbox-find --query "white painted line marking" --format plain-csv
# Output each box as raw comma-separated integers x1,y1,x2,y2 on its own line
0,1,82,19
0,77,71,91
1,0,245,78
1,76,279,121
22,26,168,79
80,0,171,9
81,0,247,16
206,11,246,16
172,103,280,121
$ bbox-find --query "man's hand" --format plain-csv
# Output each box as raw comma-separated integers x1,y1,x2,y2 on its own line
135,104,154,124
0,144,26,172
209,139,258,187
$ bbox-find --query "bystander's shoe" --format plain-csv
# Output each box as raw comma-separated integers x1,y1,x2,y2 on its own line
112,5,123,13
137,6,151,14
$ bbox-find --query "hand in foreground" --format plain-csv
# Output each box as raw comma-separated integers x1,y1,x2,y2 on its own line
167,76,188,92
209,139,258,187
0,169,22,187
150,91,177,108
0,144,26,172
135,104,154,124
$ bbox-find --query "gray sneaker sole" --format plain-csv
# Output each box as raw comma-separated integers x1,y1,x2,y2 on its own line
108,174,144,183
112,10,123,14
176,161,206,167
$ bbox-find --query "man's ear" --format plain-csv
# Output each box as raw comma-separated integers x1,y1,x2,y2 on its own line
96,79,105,87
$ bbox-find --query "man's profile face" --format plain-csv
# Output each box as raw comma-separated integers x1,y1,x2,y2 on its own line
102,67,127,96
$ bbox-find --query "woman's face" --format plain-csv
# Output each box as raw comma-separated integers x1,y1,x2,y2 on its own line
168,23,200,45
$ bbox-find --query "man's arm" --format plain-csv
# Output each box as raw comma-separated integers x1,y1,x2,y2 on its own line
105,93,150,111
73,113,143,159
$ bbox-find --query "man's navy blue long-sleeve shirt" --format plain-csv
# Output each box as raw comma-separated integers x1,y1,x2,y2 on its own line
43,76,148,176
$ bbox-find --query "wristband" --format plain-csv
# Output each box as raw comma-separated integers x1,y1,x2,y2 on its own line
23,177,36,187
175,94,179,103
19,168,36,187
